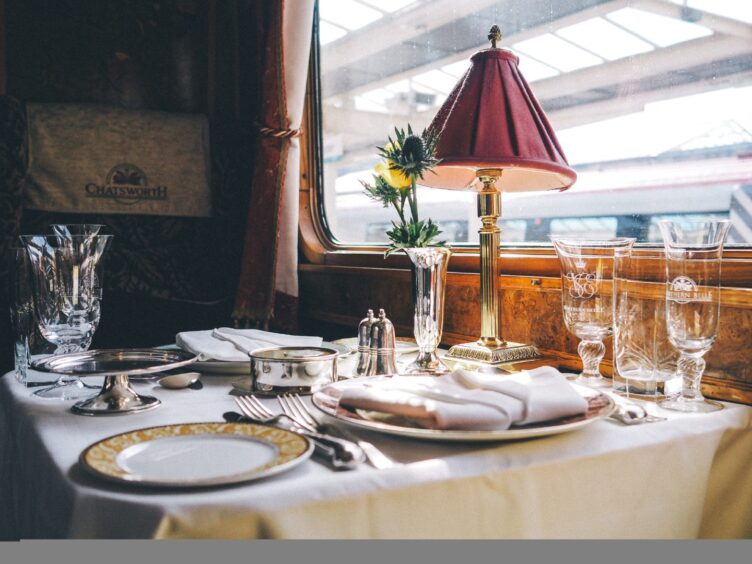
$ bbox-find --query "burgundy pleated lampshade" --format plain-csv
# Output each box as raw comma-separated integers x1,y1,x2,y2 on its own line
422,47,577,192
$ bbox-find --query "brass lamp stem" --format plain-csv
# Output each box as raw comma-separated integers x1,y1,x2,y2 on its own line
444,168,540,366
477,169,504,348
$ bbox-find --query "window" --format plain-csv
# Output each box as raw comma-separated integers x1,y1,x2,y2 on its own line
316,0,752,247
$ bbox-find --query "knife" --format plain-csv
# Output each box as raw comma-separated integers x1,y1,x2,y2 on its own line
222,411,361,471
319,422,400,469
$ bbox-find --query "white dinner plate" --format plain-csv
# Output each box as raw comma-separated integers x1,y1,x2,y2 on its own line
79,422,312,488
311,377,615,442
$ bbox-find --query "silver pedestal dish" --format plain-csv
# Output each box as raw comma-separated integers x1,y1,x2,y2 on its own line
32,348,198,415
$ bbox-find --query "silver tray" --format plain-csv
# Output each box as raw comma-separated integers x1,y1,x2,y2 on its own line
32,348,197,376
32,349,197,416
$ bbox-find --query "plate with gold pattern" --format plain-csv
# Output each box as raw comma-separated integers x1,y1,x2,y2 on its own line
79,422,313,488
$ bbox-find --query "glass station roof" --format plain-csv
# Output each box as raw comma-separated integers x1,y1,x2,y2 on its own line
323,3,717,114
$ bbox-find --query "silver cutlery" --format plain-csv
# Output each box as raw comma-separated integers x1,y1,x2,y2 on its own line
234,396,363,470
608,401,667,425
278,393,399,470
158,372,201,389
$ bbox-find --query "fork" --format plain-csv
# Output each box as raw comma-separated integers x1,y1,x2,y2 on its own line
278,393,399,470
234,396,362,469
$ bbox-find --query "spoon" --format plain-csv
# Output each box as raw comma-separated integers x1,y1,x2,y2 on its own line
158,372,202,389
610,403,666,425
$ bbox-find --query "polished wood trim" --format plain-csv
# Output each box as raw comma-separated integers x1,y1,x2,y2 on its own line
300,266,752,405
300,263,752,307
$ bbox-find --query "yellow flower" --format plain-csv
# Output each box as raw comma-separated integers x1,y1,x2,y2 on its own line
375,161,412,190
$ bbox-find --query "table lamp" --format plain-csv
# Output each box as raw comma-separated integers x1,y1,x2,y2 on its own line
422,25,577,365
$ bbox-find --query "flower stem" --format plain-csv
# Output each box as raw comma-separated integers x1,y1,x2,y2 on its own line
408,179,419,223
396,191,407,225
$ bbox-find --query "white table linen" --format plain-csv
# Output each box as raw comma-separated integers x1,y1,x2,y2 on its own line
1,369,751,539
175,328,323,362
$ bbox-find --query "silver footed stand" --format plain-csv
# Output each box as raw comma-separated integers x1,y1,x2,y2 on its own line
31,348,197,416
72,374,161,415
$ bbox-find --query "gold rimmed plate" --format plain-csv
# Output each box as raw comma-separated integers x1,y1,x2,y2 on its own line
80,422,313,488
312,377,615,442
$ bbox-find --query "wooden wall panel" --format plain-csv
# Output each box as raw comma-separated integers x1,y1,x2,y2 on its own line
300,264,752,405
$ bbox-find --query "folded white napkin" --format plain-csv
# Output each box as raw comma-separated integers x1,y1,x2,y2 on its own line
176,327,323,362
334,366,588,431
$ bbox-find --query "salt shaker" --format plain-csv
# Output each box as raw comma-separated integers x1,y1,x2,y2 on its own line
366,309,398,376
355,309,376,376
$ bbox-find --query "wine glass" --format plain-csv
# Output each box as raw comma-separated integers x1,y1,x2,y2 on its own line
552,238,635,388
50,224,104,237
21,234,112,400
658,220,730,413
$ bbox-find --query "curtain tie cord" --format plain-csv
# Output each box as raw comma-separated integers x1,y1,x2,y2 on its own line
258,124,302,139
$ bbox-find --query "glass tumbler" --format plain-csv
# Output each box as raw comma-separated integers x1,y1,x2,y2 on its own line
613,252,680,399
8,247,56,386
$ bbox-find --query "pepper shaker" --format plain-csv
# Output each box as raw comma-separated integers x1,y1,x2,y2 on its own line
366,309,398,376
355,309,376,376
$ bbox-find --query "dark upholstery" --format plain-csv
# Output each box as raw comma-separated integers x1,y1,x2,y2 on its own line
0,96,253,369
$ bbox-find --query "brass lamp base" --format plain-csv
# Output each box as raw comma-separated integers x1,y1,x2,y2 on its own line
446,340,539,365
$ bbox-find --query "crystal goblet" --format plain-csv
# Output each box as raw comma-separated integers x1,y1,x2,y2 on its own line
658,220,730,413
21,234,112,400
552,238,635,388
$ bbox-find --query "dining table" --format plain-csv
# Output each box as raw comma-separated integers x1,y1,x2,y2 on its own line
1,352,751,540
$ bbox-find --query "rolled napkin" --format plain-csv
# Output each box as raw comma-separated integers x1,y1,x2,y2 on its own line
176,328,323,362
335,366,588,431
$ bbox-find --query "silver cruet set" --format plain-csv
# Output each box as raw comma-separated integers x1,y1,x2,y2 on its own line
355,309,398,377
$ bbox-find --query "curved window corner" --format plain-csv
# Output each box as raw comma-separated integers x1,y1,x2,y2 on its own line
304,0,752,257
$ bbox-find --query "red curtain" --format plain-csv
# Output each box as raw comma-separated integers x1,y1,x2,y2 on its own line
232,0,314,331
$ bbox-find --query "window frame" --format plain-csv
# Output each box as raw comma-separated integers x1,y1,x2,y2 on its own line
299,9,752,288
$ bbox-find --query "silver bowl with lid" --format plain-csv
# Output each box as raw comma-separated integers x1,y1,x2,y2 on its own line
249,346,338,395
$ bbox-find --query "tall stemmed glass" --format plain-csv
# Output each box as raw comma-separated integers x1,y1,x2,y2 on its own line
21,234,112,400
658,220,730,413
552,238,635,388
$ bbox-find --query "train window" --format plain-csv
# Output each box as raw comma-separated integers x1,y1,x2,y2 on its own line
315,0,752,246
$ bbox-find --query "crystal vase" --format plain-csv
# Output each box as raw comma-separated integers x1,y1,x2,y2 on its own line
403,247,451,375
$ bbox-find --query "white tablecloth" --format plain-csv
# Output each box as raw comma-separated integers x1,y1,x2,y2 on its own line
1,369,751,539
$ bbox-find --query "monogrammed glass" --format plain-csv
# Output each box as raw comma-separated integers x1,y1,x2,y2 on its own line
552,238,634,388
658,220,730,413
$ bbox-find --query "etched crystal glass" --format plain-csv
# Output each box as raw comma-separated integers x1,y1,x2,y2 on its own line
658,220,730,413
403,247,451,375
21,234,112,400
613,252,680,399
552,238,635,388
